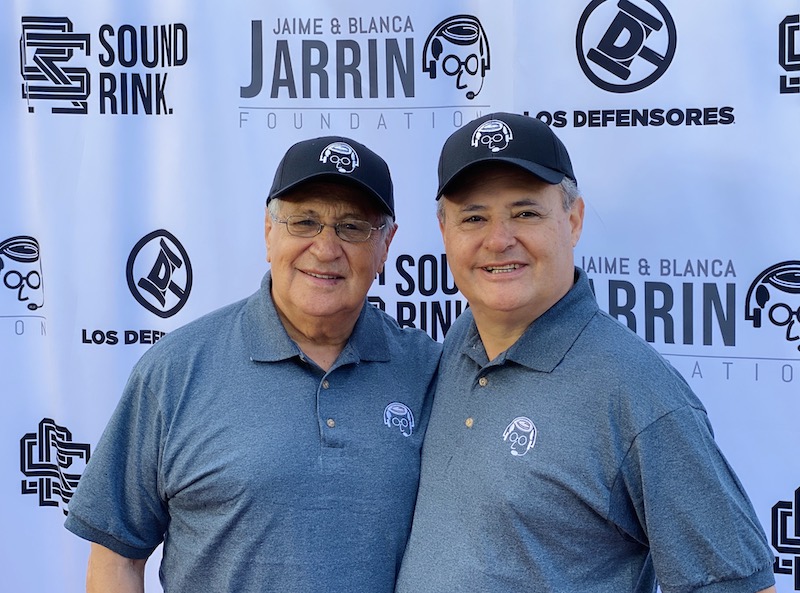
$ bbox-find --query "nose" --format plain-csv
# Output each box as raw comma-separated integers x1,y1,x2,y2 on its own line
308,224,344,261
483,218,516,252
455,69,467,90
786,319,800,343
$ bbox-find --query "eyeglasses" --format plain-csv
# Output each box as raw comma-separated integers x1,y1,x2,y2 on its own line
272,215,385,243
768,303,800,326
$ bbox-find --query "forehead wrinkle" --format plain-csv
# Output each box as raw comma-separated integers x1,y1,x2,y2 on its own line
285,206,367,220
279,197,373,221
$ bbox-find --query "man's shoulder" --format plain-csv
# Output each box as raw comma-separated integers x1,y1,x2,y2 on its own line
365,303,442,356
136,295,251,367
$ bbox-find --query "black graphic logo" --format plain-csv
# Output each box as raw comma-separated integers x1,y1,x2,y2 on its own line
779,15,800,94
423,15,490,100
20,418,90,515
577,0,676,93
0,236,44,312
745,261,800,351
20,16,91,114
127,229,192,318
773,487,800,589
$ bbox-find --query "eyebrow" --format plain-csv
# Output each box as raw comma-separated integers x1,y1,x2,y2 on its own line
458,198,542,212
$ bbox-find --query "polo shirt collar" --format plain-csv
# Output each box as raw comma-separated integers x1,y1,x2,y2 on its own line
463,268,598,373
244,271,390,364
506,267,598,372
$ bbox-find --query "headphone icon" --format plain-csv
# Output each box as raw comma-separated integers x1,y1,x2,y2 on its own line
744,261,800,328
422,15,490,100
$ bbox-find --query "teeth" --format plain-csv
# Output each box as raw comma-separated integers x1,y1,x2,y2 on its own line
308,272,338,279
484,264,520,273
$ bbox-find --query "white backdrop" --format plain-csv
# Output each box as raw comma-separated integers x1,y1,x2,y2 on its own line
2,1,799,591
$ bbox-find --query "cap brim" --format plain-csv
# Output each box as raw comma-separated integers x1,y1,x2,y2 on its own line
437,157,566,199
269,172,395,218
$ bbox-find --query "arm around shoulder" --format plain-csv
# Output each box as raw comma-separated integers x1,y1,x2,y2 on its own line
86,543,147,593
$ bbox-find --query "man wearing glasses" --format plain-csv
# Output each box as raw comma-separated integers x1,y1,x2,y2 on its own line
65,136,441,593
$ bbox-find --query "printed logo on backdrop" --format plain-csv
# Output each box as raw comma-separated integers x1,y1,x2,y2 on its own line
20,16,187,115
577,0,676,93
20,17,91,114
0,236,44,311
239,13,492,132
578,256,800,387
0,235,46,339
20,418,90,515
82,230,189,347
532,1,733,129
422,15,490,100
369,254,467,342
772,486,800,590
745,261,800,352
127,229,192,318
779,14,800,94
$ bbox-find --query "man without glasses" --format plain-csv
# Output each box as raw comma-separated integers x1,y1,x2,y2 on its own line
396,112,776,593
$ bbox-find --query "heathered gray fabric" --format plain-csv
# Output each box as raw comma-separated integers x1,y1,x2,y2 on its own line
65,272,441,593
396,268,774,593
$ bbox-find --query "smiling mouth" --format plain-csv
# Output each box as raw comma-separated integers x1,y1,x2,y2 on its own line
304,271,341,280
483,264,522,274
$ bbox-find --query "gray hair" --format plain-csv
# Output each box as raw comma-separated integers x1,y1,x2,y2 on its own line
268,197,394,240
437,176,581,222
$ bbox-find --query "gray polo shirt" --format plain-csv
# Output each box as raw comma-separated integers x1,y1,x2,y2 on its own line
396,268,774,593
65,272,441,593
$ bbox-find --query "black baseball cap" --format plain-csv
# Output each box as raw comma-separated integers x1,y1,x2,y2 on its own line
268,136,395,219
437,112,576,198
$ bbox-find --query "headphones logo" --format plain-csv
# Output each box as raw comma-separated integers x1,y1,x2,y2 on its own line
20,16,91,114
502,416,537,457
745,261,800,351
319,142,359,174
577,0,676,93
126,229,192,318
423,15,490,100
384,402,415,437
471,119,513,153
0,235,44,312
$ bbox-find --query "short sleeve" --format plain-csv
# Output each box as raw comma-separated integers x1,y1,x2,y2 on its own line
64,366,168,559
611,405,775,593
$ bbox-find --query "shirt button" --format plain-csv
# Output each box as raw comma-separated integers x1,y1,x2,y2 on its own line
326,418,336,428
322,380,330,389
465,418,474,428
478,377,488,387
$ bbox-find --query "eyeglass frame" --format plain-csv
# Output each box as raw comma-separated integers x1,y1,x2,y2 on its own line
270,213,386,243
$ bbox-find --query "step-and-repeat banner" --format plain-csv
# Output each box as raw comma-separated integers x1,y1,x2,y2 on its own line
2,1,799,590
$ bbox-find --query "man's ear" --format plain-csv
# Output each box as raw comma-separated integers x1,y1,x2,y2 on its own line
570,197,585,248
264,208,273,263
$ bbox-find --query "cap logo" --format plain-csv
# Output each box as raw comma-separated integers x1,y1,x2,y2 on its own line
319,141,359,173
471,119,513,153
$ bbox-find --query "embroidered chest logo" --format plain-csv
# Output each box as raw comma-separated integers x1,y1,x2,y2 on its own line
384,402,414,437
503,416,537,456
